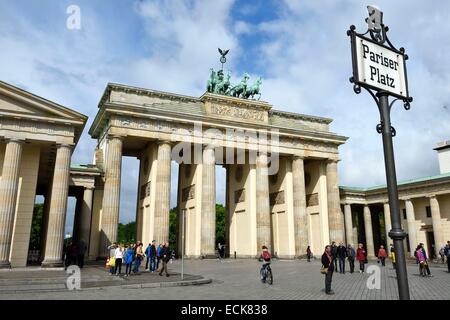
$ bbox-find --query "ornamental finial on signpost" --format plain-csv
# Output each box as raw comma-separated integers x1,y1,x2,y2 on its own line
365,5,387,44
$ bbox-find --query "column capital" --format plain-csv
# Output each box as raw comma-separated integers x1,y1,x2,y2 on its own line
292,155,305,161
427,194,437,199
157,140,172,146
106,134,125,141
326,158,340,164
4,138,26,144
56,143,74,150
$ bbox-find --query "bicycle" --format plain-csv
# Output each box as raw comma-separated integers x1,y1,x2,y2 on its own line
260,263,273,285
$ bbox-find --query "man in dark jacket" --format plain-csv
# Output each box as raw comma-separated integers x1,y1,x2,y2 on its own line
322,245,334,295
445,242,450,273
330,242,338,271
337,243,347,274
149,241,157,272
159,242,171,277
347,244,356,273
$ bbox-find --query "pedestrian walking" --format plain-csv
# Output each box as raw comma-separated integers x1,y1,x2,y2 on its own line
306,246,312,262
114,244,124,276
356,243,367,273
390,244,396,271
415,244,432,277
321,245,334,295
124,244,134,277
337,243,347,274
159,242,171,277
347,244,356,273
439,246,446,264
377,245,387,267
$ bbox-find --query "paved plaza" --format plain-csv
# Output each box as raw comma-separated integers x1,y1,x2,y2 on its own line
0,258,449,300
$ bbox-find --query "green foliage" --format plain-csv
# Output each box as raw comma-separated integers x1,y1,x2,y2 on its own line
117,221,136,244
29,203,44,250
169,207,177,249
215,204,226,246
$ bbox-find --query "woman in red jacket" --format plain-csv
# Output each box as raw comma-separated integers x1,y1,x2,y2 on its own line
356,243,367,273
377,245,388,267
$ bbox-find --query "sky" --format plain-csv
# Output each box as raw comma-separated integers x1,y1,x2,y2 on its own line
1,0,449,234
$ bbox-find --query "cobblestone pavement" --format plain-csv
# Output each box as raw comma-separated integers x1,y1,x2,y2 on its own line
0,259,449,300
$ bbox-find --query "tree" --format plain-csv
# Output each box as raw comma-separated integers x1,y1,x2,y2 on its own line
117,221,136,244
29,203,44,250
215,204,226,246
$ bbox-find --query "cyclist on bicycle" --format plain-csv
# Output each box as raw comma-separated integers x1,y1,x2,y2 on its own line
260,245,271,282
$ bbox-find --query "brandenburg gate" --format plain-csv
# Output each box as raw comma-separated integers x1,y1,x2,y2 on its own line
0,72,348,267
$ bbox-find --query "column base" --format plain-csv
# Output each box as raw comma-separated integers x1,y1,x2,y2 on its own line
41,259,64,268
0,261,11,269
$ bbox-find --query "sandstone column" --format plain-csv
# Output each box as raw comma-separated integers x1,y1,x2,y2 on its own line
201,146,216,257
383,202,392,247
42,144,72,267
0,139,24,268
363,205,375,257
429,195,443,258
153,141,171,244
292,156,308,257
344,203,354,245
256,153,271,252
326,160,344,244
79,187,94,246
99,136,123,258
405,199,416,258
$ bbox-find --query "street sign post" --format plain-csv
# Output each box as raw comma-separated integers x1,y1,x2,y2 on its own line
347,6,413,300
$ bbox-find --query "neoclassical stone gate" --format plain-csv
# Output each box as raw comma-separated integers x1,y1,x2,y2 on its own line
88,83,348,259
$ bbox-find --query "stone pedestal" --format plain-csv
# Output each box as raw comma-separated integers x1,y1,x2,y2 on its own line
256,153,271,253
363,205,375,257
201,147,216,257
42,144,72,268
153,141,171,245
405,199,416,258
99,136,123,258
326,160,344,244
344,204,354,245
292,157,308,257
0,139,24,268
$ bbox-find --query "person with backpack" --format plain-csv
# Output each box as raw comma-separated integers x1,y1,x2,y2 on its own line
356,243,367,273
347,244,356,273
124,244,135,277
149,240,157,272
260,246,272,283
377,245,388,267
415,243,432,277
145,243,152,271
107,243,117,275
156,243,163,271
321,245,334,295
390,244,396,271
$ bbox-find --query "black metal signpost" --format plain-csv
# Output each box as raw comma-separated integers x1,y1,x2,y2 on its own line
347,6,413,300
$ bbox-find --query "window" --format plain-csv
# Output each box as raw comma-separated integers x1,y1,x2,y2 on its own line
425,206,432,218
402,208,407,220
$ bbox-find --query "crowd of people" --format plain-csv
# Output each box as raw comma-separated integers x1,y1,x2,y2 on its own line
106,240,173,277
63,240,87,269
320,240,450,295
